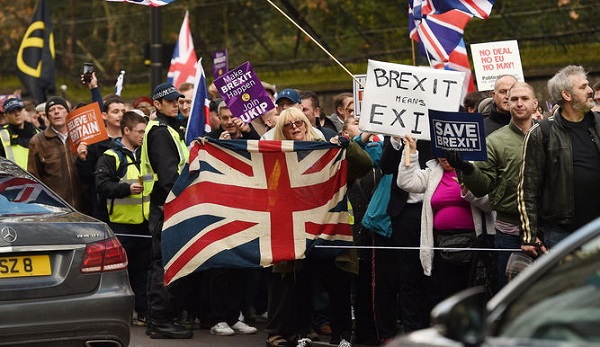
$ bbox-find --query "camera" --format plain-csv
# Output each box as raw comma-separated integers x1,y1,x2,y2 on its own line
82,63,94,83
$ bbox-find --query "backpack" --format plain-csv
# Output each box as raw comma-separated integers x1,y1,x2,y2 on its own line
110,147,137,179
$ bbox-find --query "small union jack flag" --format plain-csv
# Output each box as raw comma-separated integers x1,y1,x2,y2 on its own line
409,0,495,92
184,58,211,145
161,138,353,285
167,11,198,88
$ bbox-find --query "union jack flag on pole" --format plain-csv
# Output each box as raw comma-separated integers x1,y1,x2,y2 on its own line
409,0,495,92
161,139,353,285
167,11,198,88
184,58,211,145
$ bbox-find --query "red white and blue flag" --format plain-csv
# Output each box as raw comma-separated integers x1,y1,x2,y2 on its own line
161,138,352,285
167,11,197,88
409,0,495,92
424,0,494,19
184,58,211,145
104,0,175,6
0,176,61,208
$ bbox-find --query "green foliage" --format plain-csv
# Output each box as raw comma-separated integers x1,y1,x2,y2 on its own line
1,0,600,101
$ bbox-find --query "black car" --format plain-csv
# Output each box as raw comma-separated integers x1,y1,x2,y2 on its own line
0,158,134,347
389,217,600,347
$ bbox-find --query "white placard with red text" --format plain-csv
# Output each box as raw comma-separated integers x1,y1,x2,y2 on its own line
471,40,524,91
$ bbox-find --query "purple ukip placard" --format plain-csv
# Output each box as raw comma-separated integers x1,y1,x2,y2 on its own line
212,49,228,78
213,61,275,123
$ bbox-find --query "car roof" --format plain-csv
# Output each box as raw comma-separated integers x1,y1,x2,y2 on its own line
0,157,38,179
488,217,600,311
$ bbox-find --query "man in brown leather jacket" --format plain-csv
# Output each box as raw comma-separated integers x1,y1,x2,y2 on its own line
27,97,89,214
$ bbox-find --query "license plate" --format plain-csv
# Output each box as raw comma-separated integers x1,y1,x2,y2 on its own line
0,255,51,278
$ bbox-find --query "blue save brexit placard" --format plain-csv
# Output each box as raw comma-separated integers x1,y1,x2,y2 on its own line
428,110,487,161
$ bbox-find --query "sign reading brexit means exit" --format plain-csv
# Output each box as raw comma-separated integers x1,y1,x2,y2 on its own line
358,60,465,140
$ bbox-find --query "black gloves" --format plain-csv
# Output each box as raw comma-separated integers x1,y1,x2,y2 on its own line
445,150,475,175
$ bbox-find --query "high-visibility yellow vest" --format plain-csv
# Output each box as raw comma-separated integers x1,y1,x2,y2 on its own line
0,127,29,169
104,149,153,225
140,120,189,219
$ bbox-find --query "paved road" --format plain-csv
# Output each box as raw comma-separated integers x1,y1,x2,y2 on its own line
128,321,373,347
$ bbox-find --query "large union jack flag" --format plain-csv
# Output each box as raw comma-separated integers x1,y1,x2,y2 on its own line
409,0,495,92
161,138,352,285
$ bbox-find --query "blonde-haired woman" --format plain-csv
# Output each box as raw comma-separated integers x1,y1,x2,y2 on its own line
273,108,321,141
266,106,372,347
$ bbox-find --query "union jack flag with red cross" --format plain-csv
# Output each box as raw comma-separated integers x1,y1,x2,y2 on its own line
161,138,352,285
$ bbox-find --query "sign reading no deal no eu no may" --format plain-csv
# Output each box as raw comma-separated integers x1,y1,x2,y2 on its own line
470,40,525,91
358,60,465,141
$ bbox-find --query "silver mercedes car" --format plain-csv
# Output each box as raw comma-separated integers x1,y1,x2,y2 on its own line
0,158,134,347
388,217,600,347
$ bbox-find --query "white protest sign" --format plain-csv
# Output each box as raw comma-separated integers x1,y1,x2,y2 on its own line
353,74,366,118
358,60,465,140
471,40,524,91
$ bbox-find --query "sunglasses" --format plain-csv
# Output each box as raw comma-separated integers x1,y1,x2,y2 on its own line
283,120,305,129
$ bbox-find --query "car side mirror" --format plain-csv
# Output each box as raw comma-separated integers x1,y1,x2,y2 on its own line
431,286,488,347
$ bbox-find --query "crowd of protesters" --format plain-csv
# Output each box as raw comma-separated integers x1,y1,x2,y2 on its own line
2,64,600,347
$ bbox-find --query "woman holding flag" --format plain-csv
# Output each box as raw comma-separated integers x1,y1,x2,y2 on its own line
266,108,372,347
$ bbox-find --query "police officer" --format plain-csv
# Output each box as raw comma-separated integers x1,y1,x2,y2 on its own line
95,110,153,326
0,98,39,168
140,82,191,339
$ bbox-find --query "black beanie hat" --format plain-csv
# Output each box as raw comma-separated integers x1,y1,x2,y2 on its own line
45,97,70,115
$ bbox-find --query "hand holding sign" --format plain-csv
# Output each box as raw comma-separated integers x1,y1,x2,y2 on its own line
403,134,417,154
77,142,88,161
445,150,475,175
403,134,416,167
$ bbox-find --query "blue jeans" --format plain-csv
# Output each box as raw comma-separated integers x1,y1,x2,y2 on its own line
540,225,571,249
494,230,521,290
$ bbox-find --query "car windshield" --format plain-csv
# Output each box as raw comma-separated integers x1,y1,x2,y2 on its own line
497,232,600,343
0,173,70,216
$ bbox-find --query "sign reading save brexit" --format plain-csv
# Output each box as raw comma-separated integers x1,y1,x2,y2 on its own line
428,110,487,161
358,60,465,140
66,102,108,153
213,61,275,123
